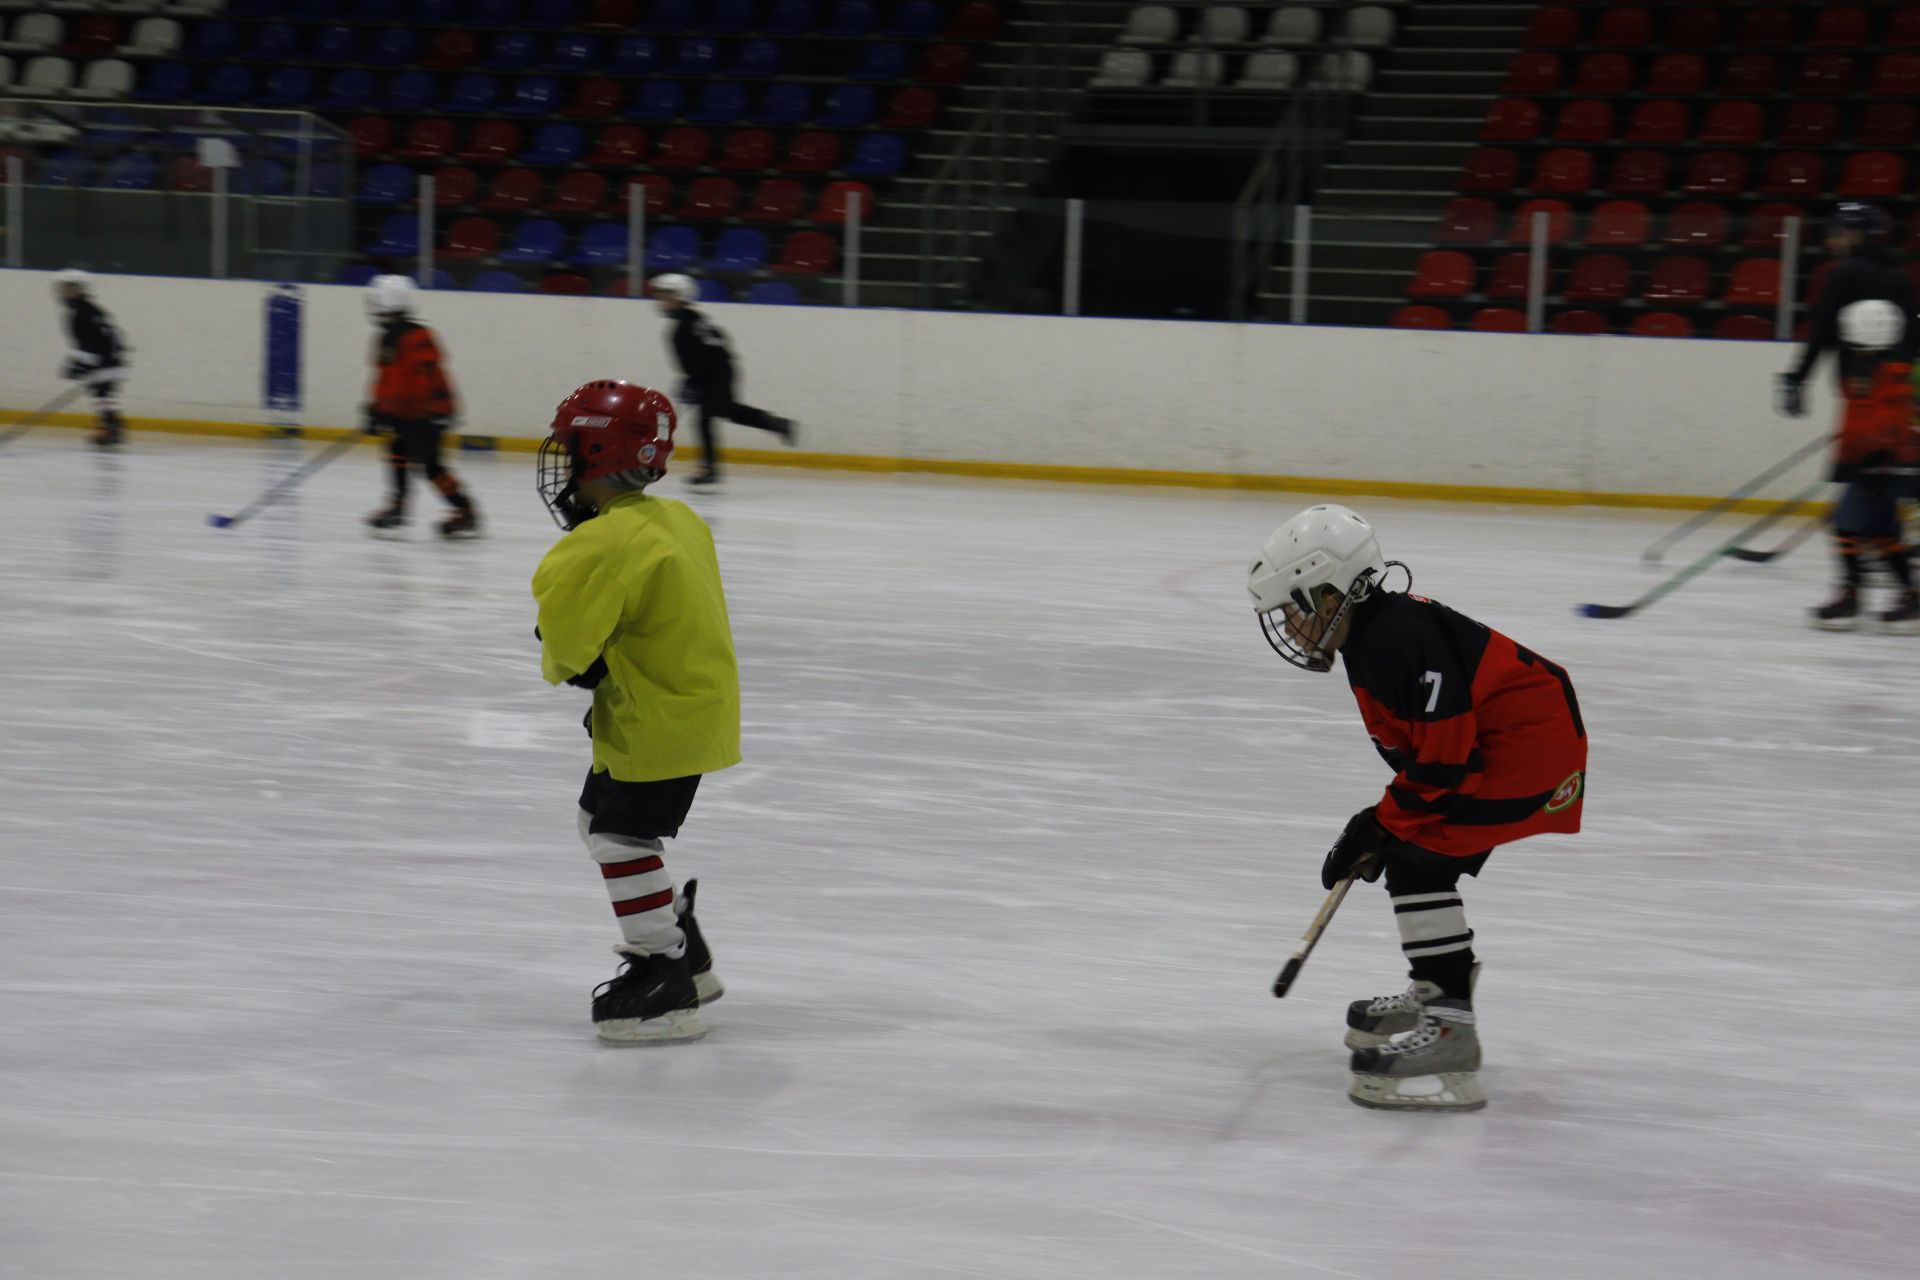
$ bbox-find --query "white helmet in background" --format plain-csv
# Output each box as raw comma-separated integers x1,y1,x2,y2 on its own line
54,268,91,290
365,273,417,319
1248,504,1390,672
1839,298,1907,352
649,273,697,301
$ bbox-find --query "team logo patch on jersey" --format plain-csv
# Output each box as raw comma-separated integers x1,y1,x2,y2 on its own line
1544,771,1583,814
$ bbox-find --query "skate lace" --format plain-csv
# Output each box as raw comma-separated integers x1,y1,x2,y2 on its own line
1365,984,1426,1016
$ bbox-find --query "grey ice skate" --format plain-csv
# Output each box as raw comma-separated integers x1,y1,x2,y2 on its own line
1344,964,1480,1050
1347,998,1485,1112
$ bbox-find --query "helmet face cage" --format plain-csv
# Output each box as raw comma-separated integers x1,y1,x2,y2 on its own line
1257,572,1377,673
536,436,592,530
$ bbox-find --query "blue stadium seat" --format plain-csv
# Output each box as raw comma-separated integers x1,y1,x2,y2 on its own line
260,67,316,108
247,24,298,61
320,68,375,109
733,39,781,78
755,83,812,125
547,33,597,71
135,62,193,103
468,0,519,22
504,76,561,114
522,122,584,163
744,280,800,304
350,0,402,20
819,84,875,126
845,132,906,176
483,32,539,71
381,71,437,112
573,222,629,266
357,162,415,204
188,21,238,58
765,0,818,34
337,262,382,285
470,270,527,292
365,29,421,68
415,0,461,22
698,279,734,302
706,227,769,272
498,218,567,263
850,41,909,81
363,212,420,256
444,73,499,112
306,162,348,198
644,225,702,270
625,80,684,122
104,153,160,190
40,150,92,187
825,0,876,37
250,158,293,196
310,26,359,63
886,0,941,37
202,65,259,106
610,36,658,74
526,0,575,26
688,82,748,123
705,0,756,33
643,0,696,32
226,0,283,16
292,0,346,19
671,38,720,76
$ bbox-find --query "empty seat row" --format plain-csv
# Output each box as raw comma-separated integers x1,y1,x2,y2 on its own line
1437,198,1829,252
0,13,127,55
362,212,841,273
26,147,318,193
1456,148,1917,201
355,120,902,174
1090,47,1370,91
1525,5,1920,53
334,261,808,303
1501,50,1920,100
1117,4,1395,49
360,165,875,225
1392,305,1779,341
1486,94,1920,147
350,88,934,138
1,54,135,98
213,0,1003,39
1408,248,1791,307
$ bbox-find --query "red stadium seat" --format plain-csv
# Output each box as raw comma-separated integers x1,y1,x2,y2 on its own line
1644,256,1710,305
1501,52,1561,95
1714,315,1775,342
1810,7,1871,48
1531,149,1594,195
432,166,478,207
678,175,739,219
812,180,875,225
580,0,639,31
1571,53,1632,94
1564,254,1630,304
1838,151,1905,198
610,173,672,217
348,115,394,159
396,117,455,161
1631,312,1694,339
652,127,712,169
1485,253,1533,301
1586,200,1650,248
1624,101,1687,145
1725,259,1783,306
1743,204,1810,251
1407,250,1475,298
716,128,777,171
773,230,838,275
1698,102,1763,146
476,167,541,212
585,124,647,165
1735,8,1797,49
1870,54,1920,97
1666,7,1723,49
1550,310,1608,335
566,77,624,120
422,30,479,70
548,171,607,215
1392,305,1453,330
1890,7,1920,48
1459,148,1519,194
1605,151,1666,196
440,216,501,260
881,87,941,129
1856,103,1918,147
1759,153,1825,199
1644,54,1706,96
1508,199,1574,245
1779,102,1841,146
1794,55,1855,97
1665,202,1730,249
65,16,121,56
1592,7,1651,48
1681,151,1748,197
1479,99,1541,143
1719,55,1781,96
744,177,808,222
1523,7,1580,47
1552,100,1614,144
458,120,523,163
781,130,843,173
913,43,971,83
1433,198,1499,245
1470,308,1527,333
947,2,1003,40
171,157,213,193
541,273,592,296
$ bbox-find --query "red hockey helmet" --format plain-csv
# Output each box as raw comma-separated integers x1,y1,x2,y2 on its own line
538,380,676,528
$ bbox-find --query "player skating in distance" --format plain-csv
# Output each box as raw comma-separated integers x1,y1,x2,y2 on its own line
1776,203,1919,632
533,380,741,1044
1247,505,1588,1111
361,275,479,538
53,269,127,448
649,274,797,486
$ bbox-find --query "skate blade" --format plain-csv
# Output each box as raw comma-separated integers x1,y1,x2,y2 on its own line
1812,617,1861,632
596,1007,708,1045
1881,619,1920,636
367,527,408,540
1348,1071,1486,1112
693,971,725,1005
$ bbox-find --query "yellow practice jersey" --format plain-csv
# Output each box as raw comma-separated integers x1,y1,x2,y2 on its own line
533,491,742,782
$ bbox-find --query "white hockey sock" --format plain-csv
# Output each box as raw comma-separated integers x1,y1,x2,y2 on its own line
586,829,685,958
1393,890,1474,963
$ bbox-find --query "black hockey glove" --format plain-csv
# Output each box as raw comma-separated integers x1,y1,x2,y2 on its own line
1321,807,1391,891
60,356,98,381
1776,373,1806,418
361,404,392,435
565,655,608,690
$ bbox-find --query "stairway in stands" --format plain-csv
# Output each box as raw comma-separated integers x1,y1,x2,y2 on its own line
1261,0,1531,325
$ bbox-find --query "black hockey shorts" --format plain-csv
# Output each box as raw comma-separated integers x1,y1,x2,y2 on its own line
1835,474,1903,539
579,770,702,840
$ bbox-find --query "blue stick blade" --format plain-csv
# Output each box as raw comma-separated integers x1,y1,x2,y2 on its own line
208,514,232,528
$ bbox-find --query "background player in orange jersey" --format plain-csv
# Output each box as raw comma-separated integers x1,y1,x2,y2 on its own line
362,275,479,539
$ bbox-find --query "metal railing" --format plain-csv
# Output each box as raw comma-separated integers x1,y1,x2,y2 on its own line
1228,72,1356,321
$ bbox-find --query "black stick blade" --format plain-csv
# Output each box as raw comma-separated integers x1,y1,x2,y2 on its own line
1272,955,1305,998
1724,547,1781,563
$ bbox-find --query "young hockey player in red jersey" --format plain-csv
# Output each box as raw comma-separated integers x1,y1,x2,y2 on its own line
533,380,741,1045
362,275,479,538
1247,504,1588,1112
53,269,127,448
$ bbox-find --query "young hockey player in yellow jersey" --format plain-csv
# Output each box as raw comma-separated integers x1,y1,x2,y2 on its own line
532,379,741,1045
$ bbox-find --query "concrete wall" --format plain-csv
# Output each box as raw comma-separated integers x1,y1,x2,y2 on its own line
0,270,1833,500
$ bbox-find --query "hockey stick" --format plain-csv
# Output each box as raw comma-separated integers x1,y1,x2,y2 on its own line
0,384,91,450
207,430,369,529
1725,514,1825,564
1640,432,1830,563
1273,857,1375,998
1579,478,1830,619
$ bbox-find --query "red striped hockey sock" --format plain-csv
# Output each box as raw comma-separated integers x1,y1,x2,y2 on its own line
588,832,685,958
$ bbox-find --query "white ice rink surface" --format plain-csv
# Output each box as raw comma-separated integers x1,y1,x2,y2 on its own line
2,433,1915,1279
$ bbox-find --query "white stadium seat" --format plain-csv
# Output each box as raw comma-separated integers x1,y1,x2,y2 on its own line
1237,48,1299,91
1089,47,1153,88
1117,5,1178,45
121,16,182,56
0,54,14,92
15,54,75,95
1265,6,1322,47
1310,49,1374,91
73,57,134,99
1347,5,1397,48
1162,48,1225,88
1192,6,1249,45
0,13,62,53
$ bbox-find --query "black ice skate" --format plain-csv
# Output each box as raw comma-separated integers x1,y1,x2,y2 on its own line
438,508,481,540
1348,997,1486,1112
1811,585,1860,631
592,949,706,1045
366,504,407,536
91,413,124,449
678,878,724,1005
1880,588,1920,634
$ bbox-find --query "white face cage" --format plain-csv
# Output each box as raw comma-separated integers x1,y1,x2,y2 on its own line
1257,572,1376,673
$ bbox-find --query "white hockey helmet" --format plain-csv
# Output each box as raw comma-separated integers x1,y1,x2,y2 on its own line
1839,298,1907,352
54,268,91,289
1248,504,1390,672
365,273,417,318
649,273,697,301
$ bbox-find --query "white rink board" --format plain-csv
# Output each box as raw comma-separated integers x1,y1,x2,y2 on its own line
0,435,1914,1280
0,270,1839,497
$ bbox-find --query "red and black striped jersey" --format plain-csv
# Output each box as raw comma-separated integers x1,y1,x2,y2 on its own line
1339,592,1587,859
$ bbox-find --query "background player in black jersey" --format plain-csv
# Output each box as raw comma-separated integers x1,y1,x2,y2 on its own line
1777,203,1919,631
53,269,127,448
649,274,797,485
1247,505,1588,1112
